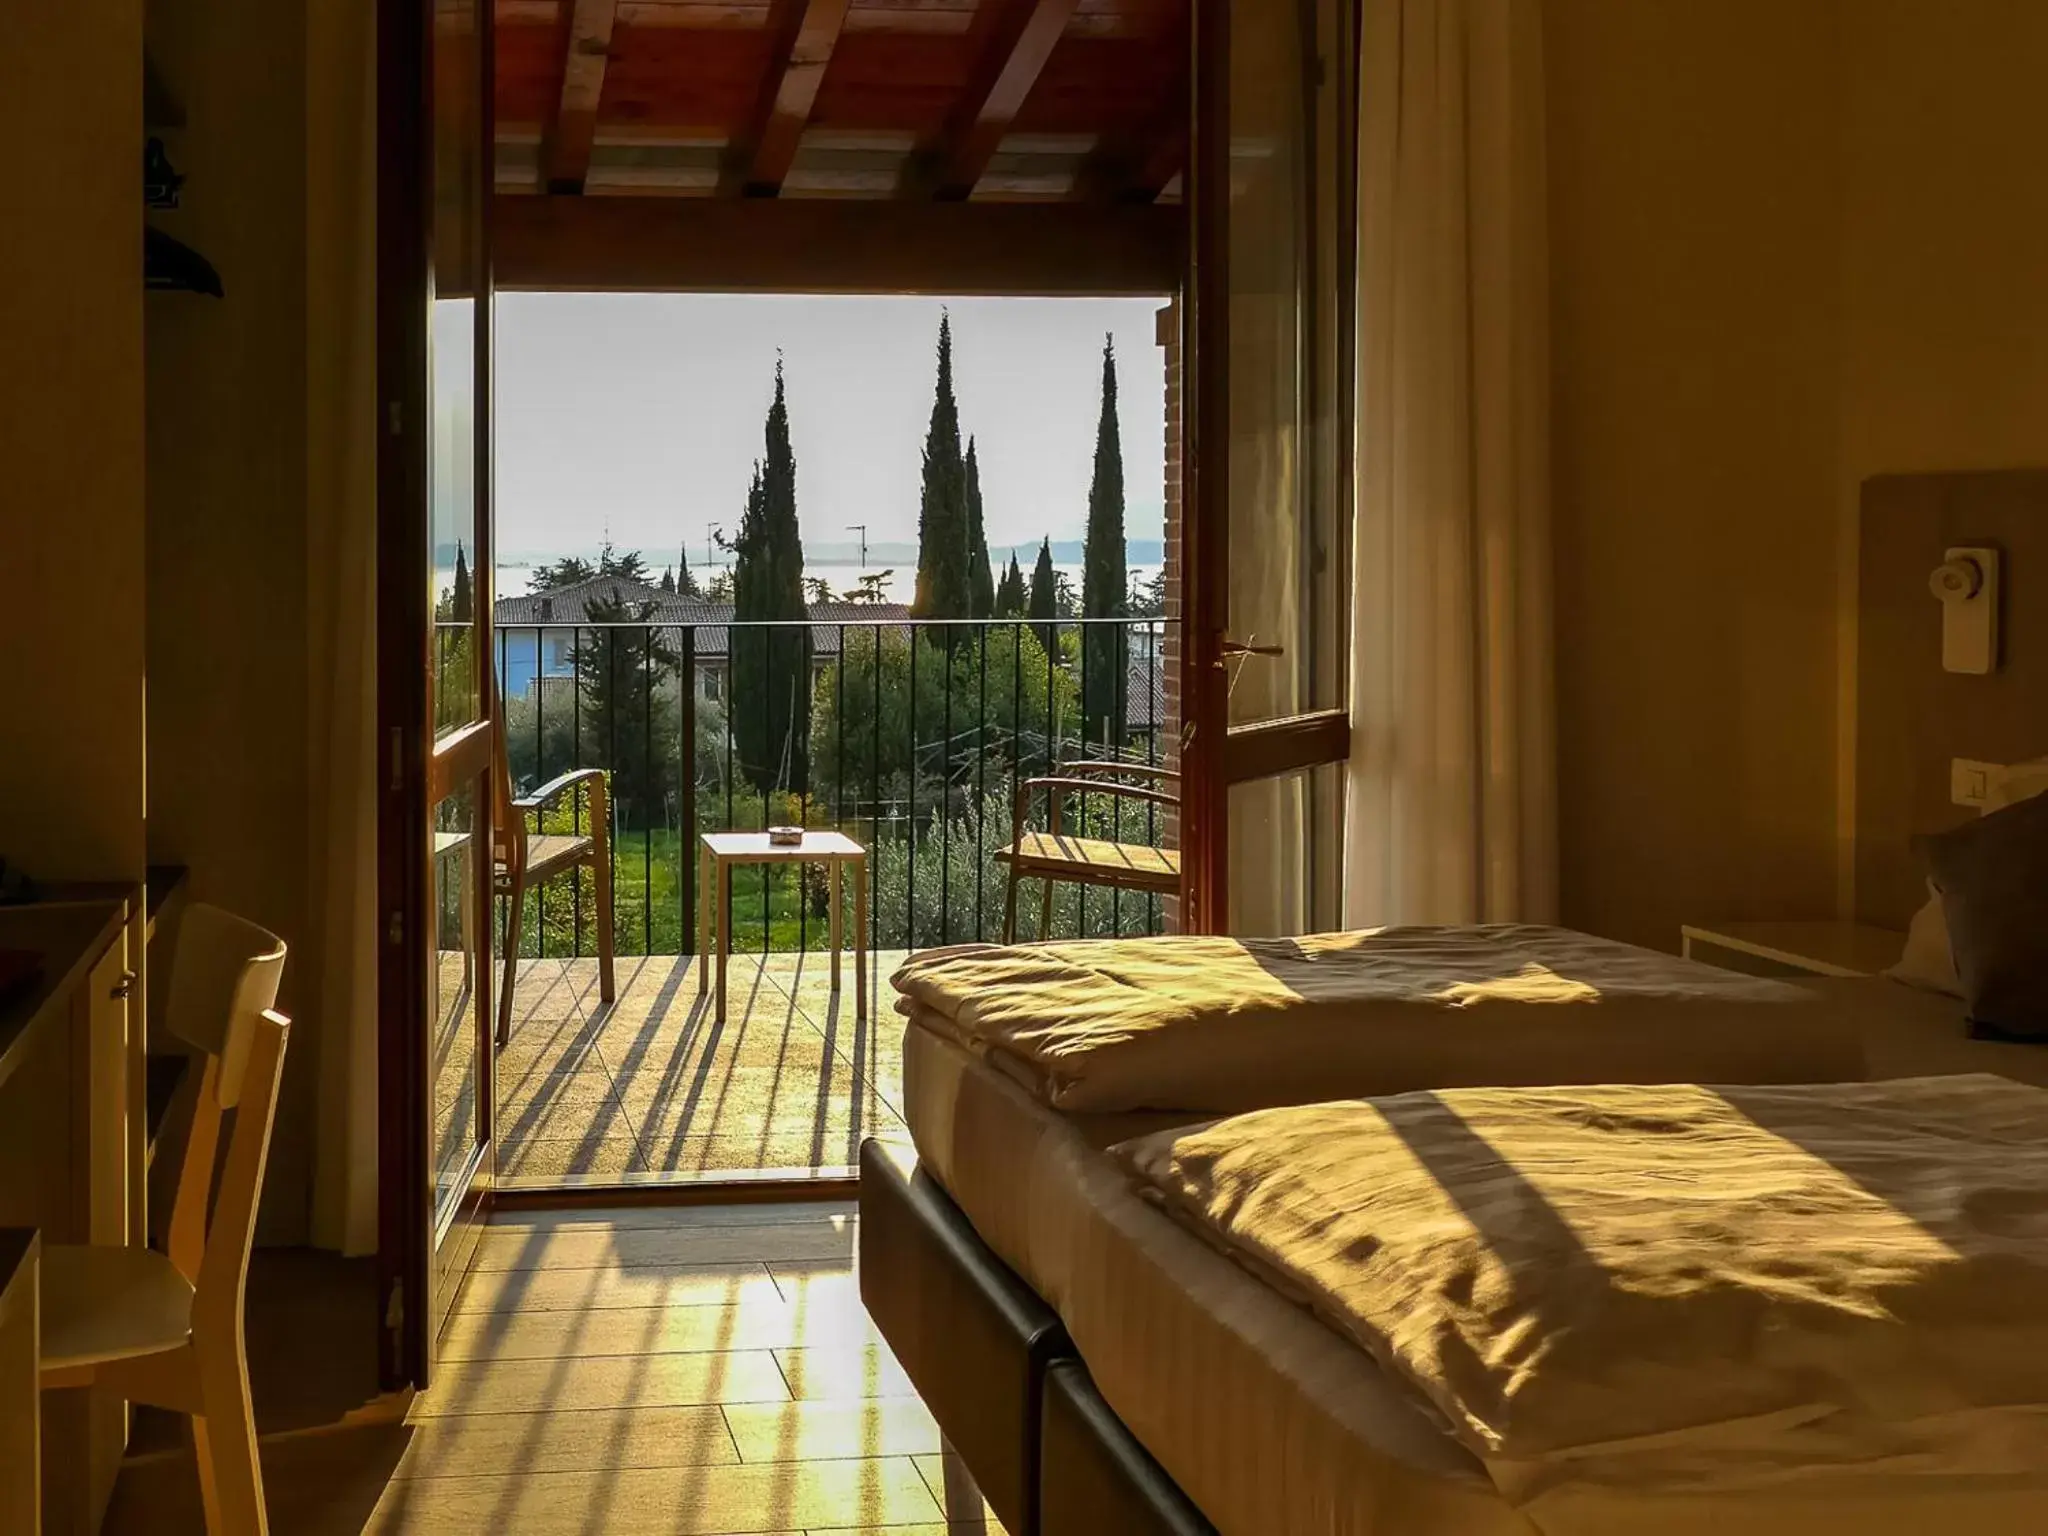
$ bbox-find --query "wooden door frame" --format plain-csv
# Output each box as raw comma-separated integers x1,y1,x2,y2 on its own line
375,0,430,1394
1177,0,1232,935
1178,0,1359,935
375,0,498,1394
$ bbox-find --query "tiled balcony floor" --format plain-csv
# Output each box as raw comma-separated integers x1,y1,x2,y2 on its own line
490,952,917,1187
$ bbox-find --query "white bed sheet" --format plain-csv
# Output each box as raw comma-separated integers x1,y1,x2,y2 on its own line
902,1010,2048,1535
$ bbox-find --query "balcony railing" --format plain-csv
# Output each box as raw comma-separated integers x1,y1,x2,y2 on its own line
448,617,1177,961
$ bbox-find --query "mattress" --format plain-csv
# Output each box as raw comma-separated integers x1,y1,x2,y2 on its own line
902,1018,1527,1535
903,1018,2048,1535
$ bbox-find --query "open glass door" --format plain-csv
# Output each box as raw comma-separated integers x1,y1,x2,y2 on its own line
1182,0,1356,935
378,0,495,1388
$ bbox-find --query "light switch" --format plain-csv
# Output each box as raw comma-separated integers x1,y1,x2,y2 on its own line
1952,758,2000,808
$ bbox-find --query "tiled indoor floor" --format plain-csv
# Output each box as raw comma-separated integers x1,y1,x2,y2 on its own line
100,1206,1007,1535
367,1201,1006,1534
493,951,918,1185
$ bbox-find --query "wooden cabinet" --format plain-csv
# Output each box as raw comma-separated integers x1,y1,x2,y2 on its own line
0,896,137,1531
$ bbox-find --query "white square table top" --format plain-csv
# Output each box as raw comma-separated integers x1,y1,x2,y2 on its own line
699,831,866,862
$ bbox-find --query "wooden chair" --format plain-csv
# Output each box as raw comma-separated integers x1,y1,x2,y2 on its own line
492,731,615,1049
40,904,289,1536
997,762,1182,943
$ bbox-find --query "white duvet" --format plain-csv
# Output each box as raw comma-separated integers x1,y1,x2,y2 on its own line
892,925,1859,1113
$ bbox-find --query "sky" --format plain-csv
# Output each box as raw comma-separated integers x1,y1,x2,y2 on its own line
492,293,1169,572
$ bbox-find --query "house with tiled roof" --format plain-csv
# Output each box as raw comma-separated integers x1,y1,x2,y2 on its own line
494,574,913,707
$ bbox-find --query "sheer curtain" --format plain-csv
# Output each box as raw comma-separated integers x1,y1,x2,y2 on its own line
306,0,380,1256
1344,0,1557,928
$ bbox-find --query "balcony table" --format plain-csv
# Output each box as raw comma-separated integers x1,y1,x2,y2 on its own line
698,832,867,1025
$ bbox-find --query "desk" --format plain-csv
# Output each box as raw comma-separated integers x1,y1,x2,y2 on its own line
698,832,867,1023
0,894,137,1532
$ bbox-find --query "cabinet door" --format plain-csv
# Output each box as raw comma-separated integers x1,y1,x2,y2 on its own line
50,934,131,1533
80,934,132,1247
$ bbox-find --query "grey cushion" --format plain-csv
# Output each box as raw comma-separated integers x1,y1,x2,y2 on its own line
1918,790,2048,1042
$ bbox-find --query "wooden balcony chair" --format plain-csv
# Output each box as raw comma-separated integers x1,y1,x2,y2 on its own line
492,731,615,1049
40,904,289,1536
997,762,1181,943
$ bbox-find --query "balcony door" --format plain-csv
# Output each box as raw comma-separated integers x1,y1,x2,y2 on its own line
377,0,497,1388
1181,0,1357,936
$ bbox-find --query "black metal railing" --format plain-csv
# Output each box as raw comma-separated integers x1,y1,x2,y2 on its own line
474,616,1176,962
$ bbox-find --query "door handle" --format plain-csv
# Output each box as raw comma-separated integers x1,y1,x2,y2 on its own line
1216,639,1285,668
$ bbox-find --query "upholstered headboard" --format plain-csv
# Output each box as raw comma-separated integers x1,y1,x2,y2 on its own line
1856,470,2048,928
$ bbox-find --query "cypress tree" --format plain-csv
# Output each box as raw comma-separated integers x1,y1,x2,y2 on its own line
677,542,701,599
659,565,677,595
912,313,972,619
1081,336,1128,741
731,359,811,793
995,552,1026,617
450,539,473,623
1027,537,1058,647
966,437,994,619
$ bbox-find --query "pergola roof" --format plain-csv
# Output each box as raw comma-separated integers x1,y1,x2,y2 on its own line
494,1,1190,204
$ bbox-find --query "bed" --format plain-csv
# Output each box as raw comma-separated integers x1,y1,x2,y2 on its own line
864,918,2048,1535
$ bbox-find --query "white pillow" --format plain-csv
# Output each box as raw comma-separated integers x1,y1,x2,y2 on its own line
1887,882,1962,998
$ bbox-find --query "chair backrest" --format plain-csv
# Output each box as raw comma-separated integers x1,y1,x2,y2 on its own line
161,906,290,1317
165,904,287,1108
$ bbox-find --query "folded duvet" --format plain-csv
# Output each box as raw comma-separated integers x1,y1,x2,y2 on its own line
891,926,1854,1113
1115,1075,2048,1505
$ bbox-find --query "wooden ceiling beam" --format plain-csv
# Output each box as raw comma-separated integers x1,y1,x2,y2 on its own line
912,0,1081,202
1072,100,1188,204
544,0,620,194
728,0,853,198
495,194,1185,296
1072,8,1190,203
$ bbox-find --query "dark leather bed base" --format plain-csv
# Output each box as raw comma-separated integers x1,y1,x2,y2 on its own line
1041,1359,1220,1535
858,1138,1070,1536
858,1138,1224,1536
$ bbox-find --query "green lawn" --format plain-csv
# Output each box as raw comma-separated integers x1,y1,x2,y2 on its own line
505,809,1169,963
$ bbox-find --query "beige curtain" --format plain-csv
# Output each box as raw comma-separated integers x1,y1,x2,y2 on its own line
1344,0,1557,928
306,0,380,1255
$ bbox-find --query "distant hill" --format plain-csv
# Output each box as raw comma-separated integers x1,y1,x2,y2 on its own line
495,536,1167,570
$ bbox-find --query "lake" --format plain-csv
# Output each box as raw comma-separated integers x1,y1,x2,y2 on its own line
497,560,1161,608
